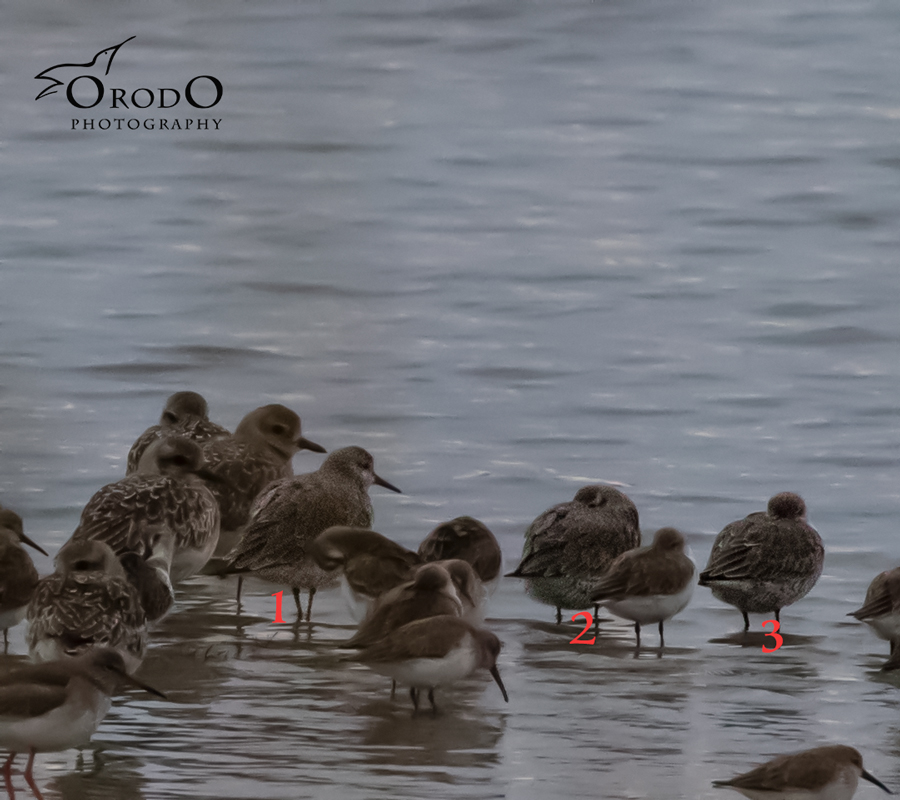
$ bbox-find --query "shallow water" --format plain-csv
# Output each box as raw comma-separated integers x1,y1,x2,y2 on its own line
2,0,900,797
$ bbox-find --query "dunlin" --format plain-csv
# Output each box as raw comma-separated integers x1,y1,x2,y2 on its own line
225,446,401,621
200,404,326,560
590,527,695,647
356,615,508,715
125,391,230,475
699,492,824,631
309,526,422,621
72,436,221,582
848,567,900,671
713,744,892,799
418,516,503,587
0,648,164,799
27,539,147,673
0,508,48,651
506,485,641,623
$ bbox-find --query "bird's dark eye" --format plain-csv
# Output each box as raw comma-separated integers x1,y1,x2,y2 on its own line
171,455,189,466
163,412,179,424
271,424,287,435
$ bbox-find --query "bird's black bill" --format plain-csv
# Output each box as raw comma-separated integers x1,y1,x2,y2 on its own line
297,436,327,454
862,769,893,794
195,468,227,485
21,532,49,557
490,665,509,703
373,473,402,494
124,673,168,700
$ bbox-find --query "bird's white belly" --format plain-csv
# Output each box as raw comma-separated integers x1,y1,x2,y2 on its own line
0,694,111,753
370,639,478,688
603,581,695,625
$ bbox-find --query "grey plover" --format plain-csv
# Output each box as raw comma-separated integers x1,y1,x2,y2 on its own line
0,508,48,651
849,567,900,671
225,446,400,622
418,516,503,588
200,404,326,561
0,648,164,798
72,436,221,582
506,484,641,623
27,539,148,673
713,745,892,799
590,527,695,647
309,526,422,621
126,391,230,475
356,615,508,715
118,526,176,623
699,492,824,631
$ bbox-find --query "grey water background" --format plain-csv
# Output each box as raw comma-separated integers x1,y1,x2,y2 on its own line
1,0,899,797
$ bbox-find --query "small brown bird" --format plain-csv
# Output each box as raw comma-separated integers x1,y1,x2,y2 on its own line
126,391,230,475
590,527,695,647
848,567,900,670
506,485,641,623
713,744,892,799
0,508,48,651
700,492,824,631
418,516,503,586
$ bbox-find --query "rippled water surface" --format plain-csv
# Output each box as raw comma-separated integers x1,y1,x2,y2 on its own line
2,0,900,798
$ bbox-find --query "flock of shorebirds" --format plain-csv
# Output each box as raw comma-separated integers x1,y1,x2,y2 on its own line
0,390,897,799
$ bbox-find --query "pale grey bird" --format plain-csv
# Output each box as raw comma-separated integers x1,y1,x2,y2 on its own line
0,508,48,651
506,485,641,623
126,391,230,475
699,492,824,631
71,436,221,582
225,446,401,622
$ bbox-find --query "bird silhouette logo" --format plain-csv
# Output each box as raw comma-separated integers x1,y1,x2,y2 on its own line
34,36,136,101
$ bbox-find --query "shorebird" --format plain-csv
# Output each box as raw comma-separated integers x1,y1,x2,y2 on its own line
126,391,230,475
590,527,695,647
71,436,221,582
357,615,508,716
699,492,824,631
117,526,176,623
27,539,148,673
848,567,900,670
506,485,641,623
199,404,326,562
713,744,892,799
309,526,422,621
418,516,503,589
34,36,136,100
0,508,48,651
0,648,164,800
225,446,401,622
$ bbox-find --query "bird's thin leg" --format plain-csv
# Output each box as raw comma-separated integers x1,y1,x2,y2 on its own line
742,611,750,632
24,749,45,800
409,687,419,717
775,609,780,624
3,628,8,653
306,587,316,623
658,620,665,648
428,688,438,717
555,607,562,625
593,605,600,636
390,680,396,699
634,622,641,649
3,752,16,799
291,588,303,622
236,576,243,606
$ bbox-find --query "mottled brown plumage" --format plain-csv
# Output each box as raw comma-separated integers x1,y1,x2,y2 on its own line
418,516,502,584
126,391,230,475
0,508,48,650
849,566,900,670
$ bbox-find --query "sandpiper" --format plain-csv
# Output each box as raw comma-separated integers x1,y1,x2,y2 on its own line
713,744,892,799
849,567,900,670
309,526,422,621
0,648,164,799
27,539,147,673
117,526,176,623
0,508,48,651
356,615,508,715
199,404,326,561
699,492,824,631
590,527,695,647
225,446,401,622
417,516,503,588
506,484,641,623
72,436,221,582
125,391,230,475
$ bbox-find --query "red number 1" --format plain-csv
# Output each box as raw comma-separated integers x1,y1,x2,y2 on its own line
570,612,596,644
762,619,783,652
272,591,286,623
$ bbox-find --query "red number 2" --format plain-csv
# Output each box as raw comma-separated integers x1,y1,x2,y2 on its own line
570,612,596,645
272,591,287,623
762,619,783,652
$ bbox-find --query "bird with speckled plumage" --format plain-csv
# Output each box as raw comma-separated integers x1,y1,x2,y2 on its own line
126,391,230,475
506,484,641,623
0,508,48,651
418,516,502,589
699,492,824,631
225,446,401,622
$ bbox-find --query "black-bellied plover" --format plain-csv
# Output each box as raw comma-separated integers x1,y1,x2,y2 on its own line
848,567,900,671
0,508,48,651
418,516,502,588
699,492,824,631
356,615,508,716
506,484,641,623
225,446,400,622
713,745,892,799
0,648,164,799
72,436,221,582
591,527,695,647
126,391,230,475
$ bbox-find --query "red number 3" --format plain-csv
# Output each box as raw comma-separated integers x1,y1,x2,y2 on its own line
762,619,783,652
569,612,596,645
